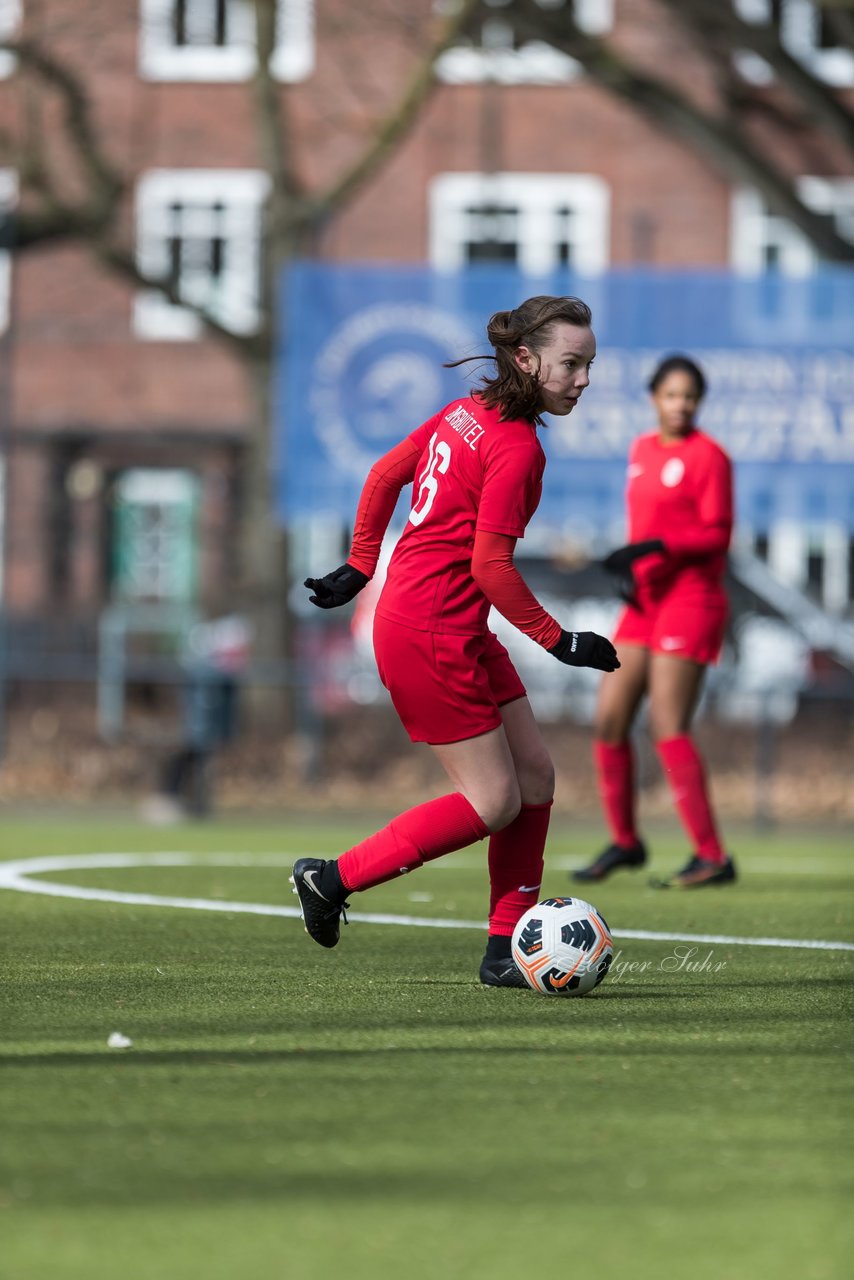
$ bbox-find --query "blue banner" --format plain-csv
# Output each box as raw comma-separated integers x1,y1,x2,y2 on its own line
275,265,854,533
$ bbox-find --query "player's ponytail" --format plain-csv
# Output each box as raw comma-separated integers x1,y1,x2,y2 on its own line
446,295,593,424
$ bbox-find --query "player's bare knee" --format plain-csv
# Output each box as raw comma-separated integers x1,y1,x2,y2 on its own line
594,720,627,746
648,712,689,743
488,800,522,833
519,753,554,806
482,785,522,833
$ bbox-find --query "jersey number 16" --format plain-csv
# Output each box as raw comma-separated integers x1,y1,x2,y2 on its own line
409,432,451,528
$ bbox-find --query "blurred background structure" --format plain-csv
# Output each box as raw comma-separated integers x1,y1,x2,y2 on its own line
0,0,852,823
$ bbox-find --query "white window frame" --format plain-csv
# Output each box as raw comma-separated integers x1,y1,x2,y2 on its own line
0,169,16,334
767,520,851,614
430,172,610,275
133,169,271,341
0,453,4,603
434,0,613,85
731,178,854,276
139,0,314,82
0,0,21,78
733,0,854,87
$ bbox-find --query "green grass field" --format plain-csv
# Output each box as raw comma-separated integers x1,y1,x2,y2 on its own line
1,814,852,1280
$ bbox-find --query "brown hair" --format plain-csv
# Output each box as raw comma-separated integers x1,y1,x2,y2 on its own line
447,295,593,424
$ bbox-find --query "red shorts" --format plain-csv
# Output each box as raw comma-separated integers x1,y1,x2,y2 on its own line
614,594,727,665
373,611,526,744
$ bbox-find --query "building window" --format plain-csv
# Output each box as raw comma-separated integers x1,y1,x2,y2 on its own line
0,170,16,333
430,172,609,274
139,0,314,82
733,0,854,87
434,0,613,85
760,519,853,614
133,169,270,340
0,0,20,78
730,179,854,275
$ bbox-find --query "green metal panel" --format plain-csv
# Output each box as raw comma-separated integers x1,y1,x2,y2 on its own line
112,469,199,604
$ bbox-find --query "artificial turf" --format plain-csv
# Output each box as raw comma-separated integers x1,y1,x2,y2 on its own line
1,816,852,1280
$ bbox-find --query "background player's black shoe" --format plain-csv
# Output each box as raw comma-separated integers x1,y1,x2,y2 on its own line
291,857,350,947
650,854,737,889
571,839,648,882
479,956,529,988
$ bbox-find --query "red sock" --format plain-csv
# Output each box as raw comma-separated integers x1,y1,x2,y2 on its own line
655,735,725,864
337,793,489,893
487,801,552,937
593,741,637,847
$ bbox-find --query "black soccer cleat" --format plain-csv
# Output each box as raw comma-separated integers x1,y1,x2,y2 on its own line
571,839,648,883
650,854,737,889
479,955,530,989
290,857,350,948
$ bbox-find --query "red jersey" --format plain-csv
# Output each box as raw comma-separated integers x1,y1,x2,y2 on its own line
626,428,733,604
376,396,546,635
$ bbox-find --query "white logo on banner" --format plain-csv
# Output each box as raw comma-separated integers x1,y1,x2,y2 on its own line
310,304,477,477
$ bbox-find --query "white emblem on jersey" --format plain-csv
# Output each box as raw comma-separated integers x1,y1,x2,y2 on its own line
661,457,685,488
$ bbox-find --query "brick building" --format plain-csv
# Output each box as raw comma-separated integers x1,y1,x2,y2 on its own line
0,0,852,633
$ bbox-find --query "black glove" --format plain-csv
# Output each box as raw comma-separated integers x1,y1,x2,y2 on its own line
304,563,369,609
548,630,620,673
613,567,639,608
601,540,666,575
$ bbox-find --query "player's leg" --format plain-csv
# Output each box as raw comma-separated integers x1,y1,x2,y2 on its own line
472,637,554,983
572,643,650,882
341,723,521,891
478,695,555,987
647,653,734,887
291,724,519,949
292,621,513,949
336,629,527,896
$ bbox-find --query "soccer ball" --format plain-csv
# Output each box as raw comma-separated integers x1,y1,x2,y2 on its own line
511,897,613,996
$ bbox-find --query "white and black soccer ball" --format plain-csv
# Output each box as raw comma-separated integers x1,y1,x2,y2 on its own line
511,897,613,996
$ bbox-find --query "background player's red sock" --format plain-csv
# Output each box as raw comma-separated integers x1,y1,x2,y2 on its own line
593,741,638,847
487,800,552,937
338,793,489,892
655,735,725,864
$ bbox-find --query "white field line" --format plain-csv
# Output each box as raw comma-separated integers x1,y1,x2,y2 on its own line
0,852,852,953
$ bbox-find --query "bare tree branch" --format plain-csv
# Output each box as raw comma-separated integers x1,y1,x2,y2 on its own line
658,0,854,153
818,1,854,54
5,37,124,209
508,0,854,262
96,243,261,358
250,0,304,221
309,0,482,220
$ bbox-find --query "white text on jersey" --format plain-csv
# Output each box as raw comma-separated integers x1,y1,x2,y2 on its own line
445,405,485,451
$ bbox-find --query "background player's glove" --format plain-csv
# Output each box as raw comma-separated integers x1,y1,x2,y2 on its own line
613,567,640,608
600,539,666,574
548,630,620,672
304,564,369,609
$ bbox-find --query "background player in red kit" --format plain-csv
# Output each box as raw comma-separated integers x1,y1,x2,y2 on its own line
292,295,620,986
573,354,736,889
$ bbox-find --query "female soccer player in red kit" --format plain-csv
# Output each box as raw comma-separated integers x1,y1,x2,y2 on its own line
572,354,736,889
292,295,620,985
